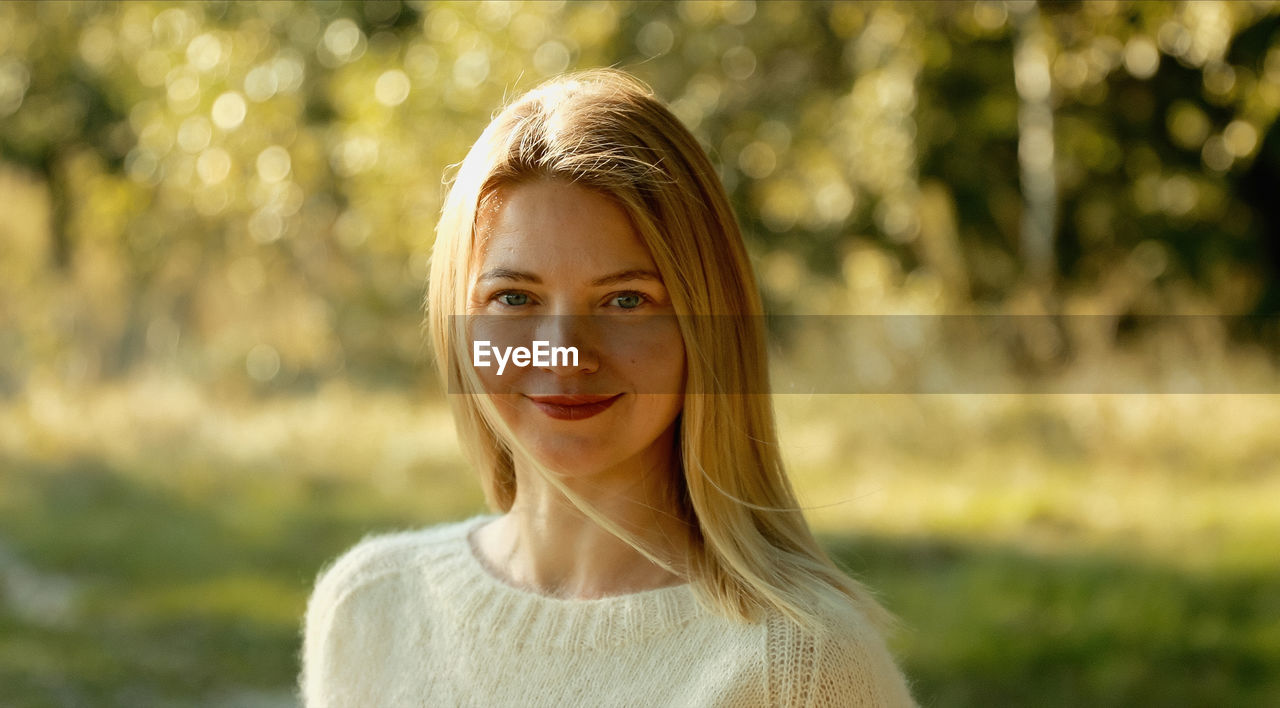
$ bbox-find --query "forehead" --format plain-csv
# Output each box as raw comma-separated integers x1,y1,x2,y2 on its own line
471,180,657,277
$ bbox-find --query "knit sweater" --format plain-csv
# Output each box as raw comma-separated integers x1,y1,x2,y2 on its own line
300,516,916,707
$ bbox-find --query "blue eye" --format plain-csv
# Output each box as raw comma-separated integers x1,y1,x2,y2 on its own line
497,292,529,306
613,293,644,309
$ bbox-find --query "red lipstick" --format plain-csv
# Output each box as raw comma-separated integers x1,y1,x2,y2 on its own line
526,394,621,421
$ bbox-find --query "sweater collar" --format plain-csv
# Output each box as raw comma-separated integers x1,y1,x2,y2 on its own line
427,516,704,649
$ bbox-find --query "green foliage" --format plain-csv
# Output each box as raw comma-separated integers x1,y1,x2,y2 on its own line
1,1,1277,390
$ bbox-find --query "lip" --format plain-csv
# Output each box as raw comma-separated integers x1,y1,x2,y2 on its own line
525,393,622,421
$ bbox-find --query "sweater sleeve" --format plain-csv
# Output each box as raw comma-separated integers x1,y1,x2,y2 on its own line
298,533,423,708
299,540,368,708
767,612,917,707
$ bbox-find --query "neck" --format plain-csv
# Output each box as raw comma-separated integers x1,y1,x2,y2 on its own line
474,446,692,599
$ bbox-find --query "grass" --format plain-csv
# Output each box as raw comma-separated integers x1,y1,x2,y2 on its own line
0,376,481,707
827,535,1280,707
0,456,425,705
0,375,1278,706
785,393,1280,706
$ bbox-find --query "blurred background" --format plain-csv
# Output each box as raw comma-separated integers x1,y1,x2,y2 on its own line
2,1,1279,705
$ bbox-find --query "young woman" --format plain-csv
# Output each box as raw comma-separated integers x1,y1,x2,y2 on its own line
301,69,915,706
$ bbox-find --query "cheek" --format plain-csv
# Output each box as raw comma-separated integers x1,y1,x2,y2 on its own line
485,392,525,424
475,366,525,395
473,364,527,403
646,336,686,393
469,317,539,394
639,350,685,394
605,321,686,394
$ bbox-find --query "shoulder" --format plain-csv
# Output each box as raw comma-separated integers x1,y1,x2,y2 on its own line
307,516,484,608
299,517,486,706
765,606,917,708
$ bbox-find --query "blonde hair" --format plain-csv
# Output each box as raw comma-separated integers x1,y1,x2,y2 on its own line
427,69,891,632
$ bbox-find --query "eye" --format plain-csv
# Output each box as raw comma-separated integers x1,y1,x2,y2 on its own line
610,292,646,309
495,291,530,307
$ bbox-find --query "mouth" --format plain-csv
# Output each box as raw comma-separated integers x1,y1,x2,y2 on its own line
524,393,622,421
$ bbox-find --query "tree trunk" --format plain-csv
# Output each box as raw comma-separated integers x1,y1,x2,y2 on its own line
1012,2,1057,291
39,148,72,272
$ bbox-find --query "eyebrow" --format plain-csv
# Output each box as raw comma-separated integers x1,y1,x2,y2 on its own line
475,268,663,287
590,269,663,287
476,268,541,284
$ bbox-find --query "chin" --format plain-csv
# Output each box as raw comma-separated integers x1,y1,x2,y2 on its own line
520,434,627,477
492,396,682,479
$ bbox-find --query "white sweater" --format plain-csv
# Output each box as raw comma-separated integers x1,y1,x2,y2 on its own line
300,517,916,707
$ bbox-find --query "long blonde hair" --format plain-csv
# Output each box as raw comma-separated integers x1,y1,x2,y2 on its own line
427,69,891,632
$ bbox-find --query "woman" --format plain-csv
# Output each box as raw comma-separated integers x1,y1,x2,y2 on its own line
301,69,915,706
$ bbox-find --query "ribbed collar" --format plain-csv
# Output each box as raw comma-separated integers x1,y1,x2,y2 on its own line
423,516,703,649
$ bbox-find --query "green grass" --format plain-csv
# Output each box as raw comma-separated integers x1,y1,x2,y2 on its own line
827,535,1280,707
1,379,1277,706
0,379,484,706
0,456,431,706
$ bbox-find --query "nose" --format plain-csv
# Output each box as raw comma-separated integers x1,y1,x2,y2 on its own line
534,314,599,377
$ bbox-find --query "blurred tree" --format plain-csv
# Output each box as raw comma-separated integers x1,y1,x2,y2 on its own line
0,0,1277,389
1232,13,1280,316
0,2,133,271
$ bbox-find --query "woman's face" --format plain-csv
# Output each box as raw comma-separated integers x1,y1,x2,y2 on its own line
467,180,686,479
